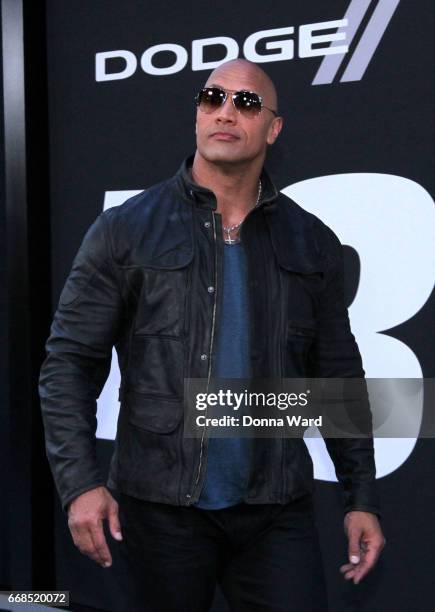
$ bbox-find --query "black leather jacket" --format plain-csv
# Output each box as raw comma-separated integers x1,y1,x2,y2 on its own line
39,155,380,516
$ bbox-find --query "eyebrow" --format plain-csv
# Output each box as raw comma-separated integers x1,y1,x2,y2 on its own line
206,83,258,93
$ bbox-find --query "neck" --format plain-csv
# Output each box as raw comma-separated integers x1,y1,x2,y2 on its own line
190,151,263,226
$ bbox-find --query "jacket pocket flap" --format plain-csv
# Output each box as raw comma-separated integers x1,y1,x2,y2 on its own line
276,252,323,275
126,390,183,434
287,318,317,336
144,245,193,270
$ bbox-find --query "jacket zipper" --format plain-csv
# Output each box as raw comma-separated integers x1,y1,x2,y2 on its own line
188,197,278,503
278,262,286,499
188,210,218,499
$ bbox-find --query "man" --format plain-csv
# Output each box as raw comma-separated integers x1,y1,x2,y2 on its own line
39,59,385,611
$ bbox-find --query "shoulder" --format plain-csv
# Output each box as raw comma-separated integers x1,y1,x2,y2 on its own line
100,173,190,236
101,174,178,227
94,174,193,267
274,192,343,261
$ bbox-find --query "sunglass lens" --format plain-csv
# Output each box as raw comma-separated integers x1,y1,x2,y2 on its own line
197,87,225,113
233,91,262,116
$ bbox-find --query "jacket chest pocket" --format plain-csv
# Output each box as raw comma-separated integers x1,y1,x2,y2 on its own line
123,251,193,399
136,268,190,337
276,259,322,376
284,317,318,377
278,262,324,322
125,248,192,338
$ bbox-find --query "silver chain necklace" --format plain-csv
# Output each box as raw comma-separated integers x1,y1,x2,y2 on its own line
223,180,262,244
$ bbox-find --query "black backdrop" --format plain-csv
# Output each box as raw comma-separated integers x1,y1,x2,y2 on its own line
3,1,434,610
0,9,8,589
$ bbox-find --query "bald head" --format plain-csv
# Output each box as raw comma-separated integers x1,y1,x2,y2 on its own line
205,58,279,115
194,57,283,172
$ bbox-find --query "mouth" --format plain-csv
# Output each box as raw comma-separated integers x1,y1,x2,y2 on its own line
210,132,240,141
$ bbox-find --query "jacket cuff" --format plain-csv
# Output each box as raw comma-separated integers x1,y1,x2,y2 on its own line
342,481,381,519
61,480,105,514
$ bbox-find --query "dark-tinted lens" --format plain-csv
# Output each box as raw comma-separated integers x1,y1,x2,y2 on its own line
196,87,226,113
233,91,262,116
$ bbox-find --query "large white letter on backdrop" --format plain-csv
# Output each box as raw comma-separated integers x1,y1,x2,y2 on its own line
282,174,434,479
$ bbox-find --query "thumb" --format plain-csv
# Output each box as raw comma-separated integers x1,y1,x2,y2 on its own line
108,502,123,541
348,529,361,565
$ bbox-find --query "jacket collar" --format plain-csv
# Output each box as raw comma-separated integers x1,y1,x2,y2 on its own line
172,154,321,274
174,154,279,211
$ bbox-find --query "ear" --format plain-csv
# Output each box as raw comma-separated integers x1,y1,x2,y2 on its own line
267,116,283,145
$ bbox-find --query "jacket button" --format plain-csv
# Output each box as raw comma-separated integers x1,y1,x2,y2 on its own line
204,221,211,228
207,286,215,293
200,354,208,361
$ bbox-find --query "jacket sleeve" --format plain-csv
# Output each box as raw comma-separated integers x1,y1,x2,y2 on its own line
39,212,124,512
311,223,381,517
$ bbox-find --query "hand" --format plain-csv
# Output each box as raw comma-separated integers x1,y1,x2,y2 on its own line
340,510,385,585
67,486,123,568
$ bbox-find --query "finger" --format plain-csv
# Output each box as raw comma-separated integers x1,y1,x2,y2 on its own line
340,563,357,580
347,528,362,565
89,521,113,567
108,501,123,541
341,556,366,581
71,527,94,557
351,547,379,584
70,523,104,565
340,563,355,573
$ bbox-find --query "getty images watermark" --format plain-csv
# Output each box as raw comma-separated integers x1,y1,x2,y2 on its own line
183,378,435,439
194,388,321,429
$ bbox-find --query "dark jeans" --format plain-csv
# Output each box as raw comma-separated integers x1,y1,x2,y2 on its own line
117,493,328,612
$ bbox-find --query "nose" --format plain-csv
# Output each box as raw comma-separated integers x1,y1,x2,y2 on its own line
216,94,237,123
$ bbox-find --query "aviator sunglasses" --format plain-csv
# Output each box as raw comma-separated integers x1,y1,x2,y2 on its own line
195,86,278,118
